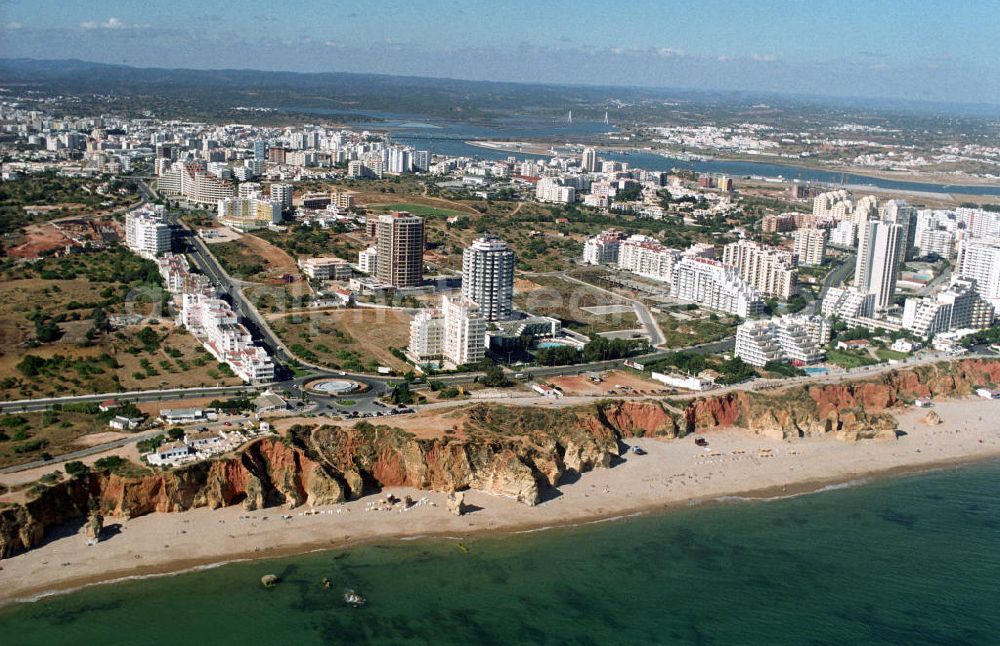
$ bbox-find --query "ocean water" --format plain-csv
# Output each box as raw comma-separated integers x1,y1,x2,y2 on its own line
1,461,998,645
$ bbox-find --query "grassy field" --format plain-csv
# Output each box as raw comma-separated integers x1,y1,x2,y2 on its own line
0,410,128,469
208,234,304,284
255,226,366,262
0,172,139,238
875,347,909,362
825,348,880,370
270,308,411,372
0,251,242,399
655,310,738,348
513,275,636,334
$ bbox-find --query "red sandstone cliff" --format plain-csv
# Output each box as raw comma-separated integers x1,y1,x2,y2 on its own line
1,359,997,558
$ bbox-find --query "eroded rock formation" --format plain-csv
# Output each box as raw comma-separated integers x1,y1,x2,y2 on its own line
1,359,997,558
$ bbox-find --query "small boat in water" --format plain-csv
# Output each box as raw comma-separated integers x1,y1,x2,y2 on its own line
344,589,366,607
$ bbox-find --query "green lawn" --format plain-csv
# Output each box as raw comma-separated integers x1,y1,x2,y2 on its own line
825,349,880,369
875,347,909,362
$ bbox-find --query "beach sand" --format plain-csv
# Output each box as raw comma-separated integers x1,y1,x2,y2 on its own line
1,397,998,605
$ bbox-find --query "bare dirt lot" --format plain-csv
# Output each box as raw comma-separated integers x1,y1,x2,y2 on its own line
5,223,73,259
547,370,671,397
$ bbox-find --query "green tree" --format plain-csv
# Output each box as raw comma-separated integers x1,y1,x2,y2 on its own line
64,461,89,477
481,364,509,388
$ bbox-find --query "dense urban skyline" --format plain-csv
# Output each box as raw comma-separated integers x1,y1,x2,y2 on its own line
1,0,999,104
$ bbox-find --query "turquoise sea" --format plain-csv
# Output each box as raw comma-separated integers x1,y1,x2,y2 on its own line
1,461,998,645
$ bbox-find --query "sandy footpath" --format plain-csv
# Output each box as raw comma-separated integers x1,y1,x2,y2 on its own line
1,398,998,605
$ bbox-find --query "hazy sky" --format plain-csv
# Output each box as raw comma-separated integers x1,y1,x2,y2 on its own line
2,0,998,104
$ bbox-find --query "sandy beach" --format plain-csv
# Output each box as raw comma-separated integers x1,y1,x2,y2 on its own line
1,397,998,605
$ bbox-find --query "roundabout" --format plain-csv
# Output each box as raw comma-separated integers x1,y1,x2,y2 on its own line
304,378,367,396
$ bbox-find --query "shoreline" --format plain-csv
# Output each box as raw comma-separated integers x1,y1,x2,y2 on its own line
462,139,1000,192
5,451,998,609
2,397,998,607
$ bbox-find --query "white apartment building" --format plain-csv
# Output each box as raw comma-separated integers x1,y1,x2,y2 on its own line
618,235,681,282
156,253,213,296
217,196,282,232
901,278,995,338
408,310,444,364
270,183,293,212
821,286,876,321
735,314,831,367
158,161,237,205
581,147,599,173
956,238,1000,309
462,235,516,321
125,206,171,259
239,182,262,199
535,177,576,204
670,257,765,317
299,257,352,281
443,296,486,367
407,295,486,369
582,231,625,265
357,246,378,274
829,220,858,248
916,228,955,259
955,207,1000,239
880,200,917,260
721,240,796,300
812,189,852,217
793,227,828,267
181,293,274,383
855,218,904,311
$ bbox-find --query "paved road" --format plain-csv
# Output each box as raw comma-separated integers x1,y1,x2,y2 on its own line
0,385,257,414
0,428,167,475
813,255,856,314
556,271,666,346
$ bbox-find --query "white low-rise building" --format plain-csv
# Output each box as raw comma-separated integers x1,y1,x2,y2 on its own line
146,441,192,466
299,256,352,281
217,196,282,232
650,372,715,391
821,286,876,321
735,315,831,367
181,293,275,383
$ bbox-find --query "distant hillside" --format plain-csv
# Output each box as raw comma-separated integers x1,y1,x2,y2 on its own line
1,58,996,123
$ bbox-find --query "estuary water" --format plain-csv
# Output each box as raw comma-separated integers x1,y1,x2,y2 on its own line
288,107,1000,197
1,460,998,645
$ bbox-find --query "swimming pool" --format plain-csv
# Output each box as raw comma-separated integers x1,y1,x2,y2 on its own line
803,367,829,376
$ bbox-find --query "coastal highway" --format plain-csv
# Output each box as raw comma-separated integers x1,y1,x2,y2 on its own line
0,385,258,415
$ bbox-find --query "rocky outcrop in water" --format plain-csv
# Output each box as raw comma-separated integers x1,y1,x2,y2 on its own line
1,359,997,558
